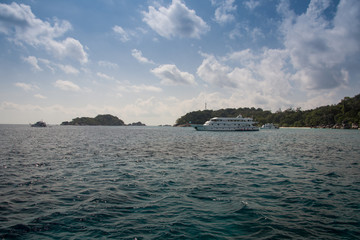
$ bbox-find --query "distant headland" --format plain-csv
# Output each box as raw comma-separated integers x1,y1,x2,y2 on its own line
61,114,146,126
175,93,360,129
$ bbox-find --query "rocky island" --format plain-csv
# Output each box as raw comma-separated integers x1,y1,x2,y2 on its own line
61,114,125,126
127,121,146,126
61,114,146,126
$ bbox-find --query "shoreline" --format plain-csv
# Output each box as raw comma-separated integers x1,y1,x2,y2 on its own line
280,126,359,130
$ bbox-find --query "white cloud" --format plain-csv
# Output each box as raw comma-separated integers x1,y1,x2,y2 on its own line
51,38,88,64
54,80,81,92
300,90,344,110
131,85,162,93
250,27,264,40
143,0,210,39
98,60,119,69
280,0,360,90
37,58,55,72
197,48,292,110
14,82,38,91
213,0,237,24
0,101,47,114
244,0,260,10
229,23,243,40
34,94,47,99
119,96,183,124
131,49,155,64
117,82,162,93
229,23,264,41
227,67,254,89
23,56,80,75
97,72,114,80
151,64,197,86
113,25,130,42
225,48,257,65
0,2,88,63
22,56,42,71
197,54,236,88
195,0,360,111
57,64,79,75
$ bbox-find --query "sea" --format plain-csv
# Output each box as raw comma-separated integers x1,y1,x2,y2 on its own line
0,125,359,239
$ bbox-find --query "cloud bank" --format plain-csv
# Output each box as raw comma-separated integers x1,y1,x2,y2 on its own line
280,0,360,90
0,2,88,64
196,0,360,111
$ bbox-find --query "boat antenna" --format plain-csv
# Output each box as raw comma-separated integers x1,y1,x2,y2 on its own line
205,102,207,110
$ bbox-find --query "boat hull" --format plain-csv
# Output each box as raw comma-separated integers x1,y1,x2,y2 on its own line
194,125,259,131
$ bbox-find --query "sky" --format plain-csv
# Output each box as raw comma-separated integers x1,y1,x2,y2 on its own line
0,0,359,125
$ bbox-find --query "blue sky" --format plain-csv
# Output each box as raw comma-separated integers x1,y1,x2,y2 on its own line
0,0,359,125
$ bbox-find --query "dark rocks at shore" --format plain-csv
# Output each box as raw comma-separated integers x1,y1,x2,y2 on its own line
127,122,146,126
312,123,359,129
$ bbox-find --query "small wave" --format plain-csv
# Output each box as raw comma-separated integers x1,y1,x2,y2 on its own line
325,171,341,178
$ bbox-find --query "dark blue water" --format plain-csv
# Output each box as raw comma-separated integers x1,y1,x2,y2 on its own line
0,125,359,239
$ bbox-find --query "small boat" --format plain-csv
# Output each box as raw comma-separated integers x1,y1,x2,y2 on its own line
31,121,47,127
193,115,259,131
261,123,279,129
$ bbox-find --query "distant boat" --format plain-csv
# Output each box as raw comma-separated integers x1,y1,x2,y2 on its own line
193,115,259,131
31,121,47,127
261,123,279,129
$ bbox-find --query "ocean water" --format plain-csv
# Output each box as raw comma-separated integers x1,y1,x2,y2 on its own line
0,125,359,239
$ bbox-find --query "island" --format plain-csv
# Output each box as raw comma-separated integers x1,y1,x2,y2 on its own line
127,121,146,126
175,93,360,129
61,114,125,126
61,114,147,126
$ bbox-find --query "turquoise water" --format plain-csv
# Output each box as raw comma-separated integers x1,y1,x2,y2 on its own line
0,125,359,239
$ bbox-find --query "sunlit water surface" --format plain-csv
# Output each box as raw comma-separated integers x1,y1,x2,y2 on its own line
0,125,359,239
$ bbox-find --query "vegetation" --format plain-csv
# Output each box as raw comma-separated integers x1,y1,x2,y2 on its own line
61,114,125,126
175,94,360,129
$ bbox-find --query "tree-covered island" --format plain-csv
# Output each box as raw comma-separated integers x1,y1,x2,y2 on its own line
61,114,147,126
175,94,360,129
61,114,125,126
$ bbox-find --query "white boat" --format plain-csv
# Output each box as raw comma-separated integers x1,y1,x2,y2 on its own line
193,115,259,131
261,123,279,129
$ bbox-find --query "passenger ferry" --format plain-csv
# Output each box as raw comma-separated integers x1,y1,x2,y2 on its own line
261,123,279,129
193,115,259,131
